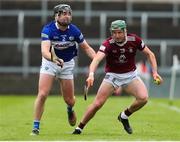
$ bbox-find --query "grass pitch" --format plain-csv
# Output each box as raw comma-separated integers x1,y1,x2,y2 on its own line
0,95,180,141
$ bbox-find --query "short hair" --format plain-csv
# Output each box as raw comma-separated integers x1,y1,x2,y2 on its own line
53,4,72,16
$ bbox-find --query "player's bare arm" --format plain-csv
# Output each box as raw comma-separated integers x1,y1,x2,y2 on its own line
79,40,96,59
86,51,105,88
41,40,51,61
142,46,163,84
41,40,64,67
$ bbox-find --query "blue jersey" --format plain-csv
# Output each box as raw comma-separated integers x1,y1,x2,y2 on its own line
41,21,84,62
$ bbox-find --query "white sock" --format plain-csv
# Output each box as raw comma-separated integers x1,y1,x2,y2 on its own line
76,127,82,132
121,111,128,119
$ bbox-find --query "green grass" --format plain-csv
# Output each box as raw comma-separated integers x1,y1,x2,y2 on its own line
0,95,180,141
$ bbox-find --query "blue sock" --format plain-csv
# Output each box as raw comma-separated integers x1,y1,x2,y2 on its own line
33,120,40,130
67,105,73,112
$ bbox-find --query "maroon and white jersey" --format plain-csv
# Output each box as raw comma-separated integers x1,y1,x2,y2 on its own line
99,33,145,73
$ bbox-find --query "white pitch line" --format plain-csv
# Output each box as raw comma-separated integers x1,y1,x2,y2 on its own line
158,103,180,113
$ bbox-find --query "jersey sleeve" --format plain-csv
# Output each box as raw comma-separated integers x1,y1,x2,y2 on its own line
73,26,84,44
99,45,106,53
76,33,84,44
99,40,108,54
135,35,146,51
41,26,51,41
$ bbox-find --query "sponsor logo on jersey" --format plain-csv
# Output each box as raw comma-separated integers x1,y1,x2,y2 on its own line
112,50,117,53
69,36,74,41
53,36,59,39
52,41,75,50
127,36,135,41
119,54,127,63
128,47,134,53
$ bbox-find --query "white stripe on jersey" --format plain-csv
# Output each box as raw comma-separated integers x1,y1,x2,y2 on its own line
41,33,49,38
99,45,106,51
141,40,145,48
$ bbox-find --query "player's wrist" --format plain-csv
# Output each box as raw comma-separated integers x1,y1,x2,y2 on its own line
89,72,94,77
151,68,157,74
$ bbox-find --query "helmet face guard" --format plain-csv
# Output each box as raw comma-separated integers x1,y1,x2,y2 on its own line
110,20,127,46
110,20,126,33
54,4,72,16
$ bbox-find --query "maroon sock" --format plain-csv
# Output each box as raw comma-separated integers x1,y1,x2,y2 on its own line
124,108,132,117
78,122,85,129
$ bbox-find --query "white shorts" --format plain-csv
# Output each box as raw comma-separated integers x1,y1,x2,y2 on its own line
103,70,140,88
40,57,75,79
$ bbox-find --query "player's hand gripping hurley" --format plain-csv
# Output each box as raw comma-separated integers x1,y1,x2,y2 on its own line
84,72,94,100
50,46,64,67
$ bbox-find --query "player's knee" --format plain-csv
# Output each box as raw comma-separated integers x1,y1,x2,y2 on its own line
139,95,148,104
64,97,75,106
37,91,48,102
93,101,103,110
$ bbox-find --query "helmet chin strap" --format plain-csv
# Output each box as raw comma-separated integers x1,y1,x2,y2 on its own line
115,32,127,47
57,20,69,27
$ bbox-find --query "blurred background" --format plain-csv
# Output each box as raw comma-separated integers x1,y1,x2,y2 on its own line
0,0,180,99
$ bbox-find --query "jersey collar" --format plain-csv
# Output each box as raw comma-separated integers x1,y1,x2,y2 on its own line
55,21,70,30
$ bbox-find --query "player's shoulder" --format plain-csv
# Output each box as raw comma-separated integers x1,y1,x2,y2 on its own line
100,37,114,52
69,24,81,32
127,33,142,42
127,33,145,50
41,21,56,34
43,21,55,29
102,37,114,46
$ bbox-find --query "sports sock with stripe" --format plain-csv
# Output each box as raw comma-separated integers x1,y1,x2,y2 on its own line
33,120,40,129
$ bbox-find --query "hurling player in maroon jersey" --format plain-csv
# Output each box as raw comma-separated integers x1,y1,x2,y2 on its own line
73,20,163,135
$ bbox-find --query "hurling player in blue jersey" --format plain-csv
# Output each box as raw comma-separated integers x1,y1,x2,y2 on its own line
31,4,96,135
